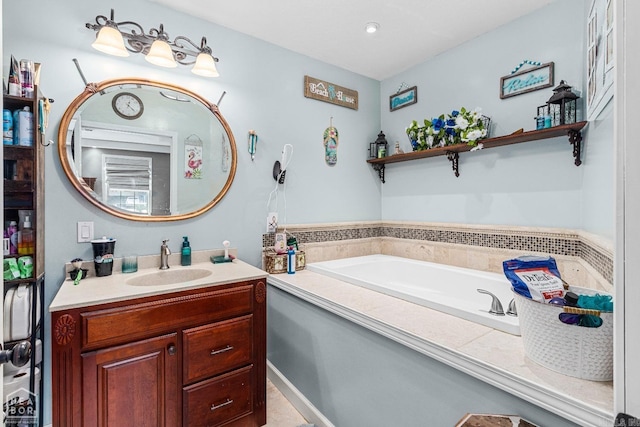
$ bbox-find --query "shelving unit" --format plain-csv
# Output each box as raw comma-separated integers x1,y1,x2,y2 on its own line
367,121,587,182
3,88,45,427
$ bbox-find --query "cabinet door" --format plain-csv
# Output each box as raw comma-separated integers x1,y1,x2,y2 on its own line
82,333,179,427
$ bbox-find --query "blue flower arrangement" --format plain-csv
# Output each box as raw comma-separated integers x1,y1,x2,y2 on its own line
406,107,488,151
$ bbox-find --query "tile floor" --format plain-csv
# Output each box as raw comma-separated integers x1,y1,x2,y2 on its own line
265,379,310,426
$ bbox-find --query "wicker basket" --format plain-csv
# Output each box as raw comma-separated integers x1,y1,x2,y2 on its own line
263,249,306,274
514,286,613,381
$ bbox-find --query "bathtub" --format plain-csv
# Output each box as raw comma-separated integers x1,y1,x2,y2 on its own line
307,254,520,335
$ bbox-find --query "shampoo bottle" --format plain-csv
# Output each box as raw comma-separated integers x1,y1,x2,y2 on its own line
18,107,33,146
8,221,18,255
287,247,296,274
18,216,33,255
181,236,191,266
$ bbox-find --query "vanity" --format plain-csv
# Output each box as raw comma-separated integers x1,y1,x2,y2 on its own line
50,254,267,427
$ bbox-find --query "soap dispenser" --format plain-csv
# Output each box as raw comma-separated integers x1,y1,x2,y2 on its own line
181,236,191,266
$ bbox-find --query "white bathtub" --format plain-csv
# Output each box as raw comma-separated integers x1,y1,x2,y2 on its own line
307,255,520,335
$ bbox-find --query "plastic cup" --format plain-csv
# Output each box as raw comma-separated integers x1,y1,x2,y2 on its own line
122,255,138,274
91,238,116,277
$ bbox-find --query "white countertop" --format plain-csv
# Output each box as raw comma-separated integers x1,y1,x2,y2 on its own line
268,269,614,427
50,250,267,312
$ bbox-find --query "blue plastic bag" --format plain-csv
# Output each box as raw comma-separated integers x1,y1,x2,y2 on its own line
503,255,565,303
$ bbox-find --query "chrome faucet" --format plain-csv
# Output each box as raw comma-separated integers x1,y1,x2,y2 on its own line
160,239,171,270
477,289,505,316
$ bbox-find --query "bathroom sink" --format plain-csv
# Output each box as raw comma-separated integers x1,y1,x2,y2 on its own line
126,268,212,286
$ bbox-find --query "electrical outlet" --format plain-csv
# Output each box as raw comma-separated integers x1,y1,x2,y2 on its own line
77,221,94,243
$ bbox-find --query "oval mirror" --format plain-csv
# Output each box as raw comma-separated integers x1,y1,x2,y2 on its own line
57,78,237,221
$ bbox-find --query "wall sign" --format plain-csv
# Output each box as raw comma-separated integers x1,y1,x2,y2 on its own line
500,62,554,99
304,75,358,110
389,86,418,112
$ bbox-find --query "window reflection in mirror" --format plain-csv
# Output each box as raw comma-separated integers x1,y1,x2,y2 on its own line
57,79,237,222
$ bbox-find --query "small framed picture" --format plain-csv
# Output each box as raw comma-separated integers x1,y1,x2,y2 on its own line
389,86,418,112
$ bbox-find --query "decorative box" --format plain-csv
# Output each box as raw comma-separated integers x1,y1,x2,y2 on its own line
263,249,306,274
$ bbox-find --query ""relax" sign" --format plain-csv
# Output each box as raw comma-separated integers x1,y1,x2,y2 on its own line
500,62,554,99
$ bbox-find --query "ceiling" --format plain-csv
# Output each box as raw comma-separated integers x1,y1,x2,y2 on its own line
152,0,557,81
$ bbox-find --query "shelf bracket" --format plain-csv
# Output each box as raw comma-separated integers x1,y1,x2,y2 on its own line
446,151,460,177
372,164,386,183
568,129,582,166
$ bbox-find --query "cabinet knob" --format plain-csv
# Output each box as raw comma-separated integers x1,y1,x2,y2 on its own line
167,344,177,355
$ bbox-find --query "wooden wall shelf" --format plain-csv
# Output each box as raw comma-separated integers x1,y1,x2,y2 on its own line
367,121,587,182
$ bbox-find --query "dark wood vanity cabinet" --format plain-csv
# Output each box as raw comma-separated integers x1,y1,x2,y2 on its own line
82,333,181,426
51,279,267,427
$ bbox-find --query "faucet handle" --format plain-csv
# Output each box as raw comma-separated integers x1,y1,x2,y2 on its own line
507,298,518,316
162,238,170,245
477,289,505,316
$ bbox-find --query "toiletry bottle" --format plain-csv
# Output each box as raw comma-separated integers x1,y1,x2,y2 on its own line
3,109,13,145
8,221,18,255
287,246,296,274
18,216,33,255
12,109,20,145
563,291,579,307
18,106,33,146
181,236,191,266
19,59,34,98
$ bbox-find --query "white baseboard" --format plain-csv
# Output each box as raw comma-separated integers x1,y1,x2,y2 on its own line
267,359,335,427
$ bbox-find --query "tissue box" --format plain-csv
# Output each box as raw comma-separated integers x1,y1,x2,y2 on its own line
264,250,305,274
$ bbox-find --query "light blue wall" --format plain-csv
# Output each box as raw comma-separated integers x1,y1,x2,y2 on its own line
581,97,614,237
3,0,379,423
378,0,613,238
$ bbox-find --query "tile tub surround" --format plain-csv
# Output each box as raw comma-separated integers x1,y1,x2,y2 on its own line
267,271,614,427
262,221,613,292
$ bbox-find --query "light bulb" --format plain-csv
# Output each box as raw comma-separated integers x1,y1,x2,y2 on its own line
365,22,379,34
191,53,219,77
145,40,177,68
92,25,129,57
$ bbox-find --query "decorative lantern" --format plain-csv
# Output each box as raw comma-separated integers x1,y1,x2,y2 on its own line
547,80,579,126
369,131,388,159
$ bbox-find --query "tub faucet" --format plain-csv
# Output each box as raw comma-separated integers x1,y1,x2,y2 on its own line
477,289,505,316
160,239,171,270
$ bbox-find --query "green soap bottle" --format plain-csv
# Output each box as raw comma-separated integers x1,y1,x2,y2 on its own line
181,236,191,266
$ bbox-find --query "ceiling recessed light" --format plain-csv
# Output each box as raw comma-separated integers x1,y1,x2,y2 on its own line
365,22,379,34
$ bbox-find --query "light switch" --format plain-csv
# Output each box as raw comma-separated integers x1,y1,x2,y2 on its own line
77,221,94,243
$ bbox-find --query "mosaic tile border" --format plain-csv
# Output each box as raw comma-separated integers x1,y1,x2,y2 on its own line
262,223,613,284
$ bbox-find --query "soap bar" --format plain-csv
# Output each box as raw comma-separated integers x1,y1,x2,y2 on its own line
211,255,234,264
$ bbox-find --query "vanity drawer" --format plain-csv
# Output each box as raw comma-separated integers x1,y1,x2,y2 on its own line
183,315,253,384
81,285,253,350
183,365,253,427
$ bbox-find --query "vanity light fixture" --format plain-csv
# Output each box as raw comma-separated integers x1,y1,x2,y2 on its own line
86,9,220,77
365,22,380,34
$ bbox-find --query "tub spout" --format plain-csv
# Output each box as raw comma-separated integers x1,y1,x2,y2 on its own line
477,289,505,316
